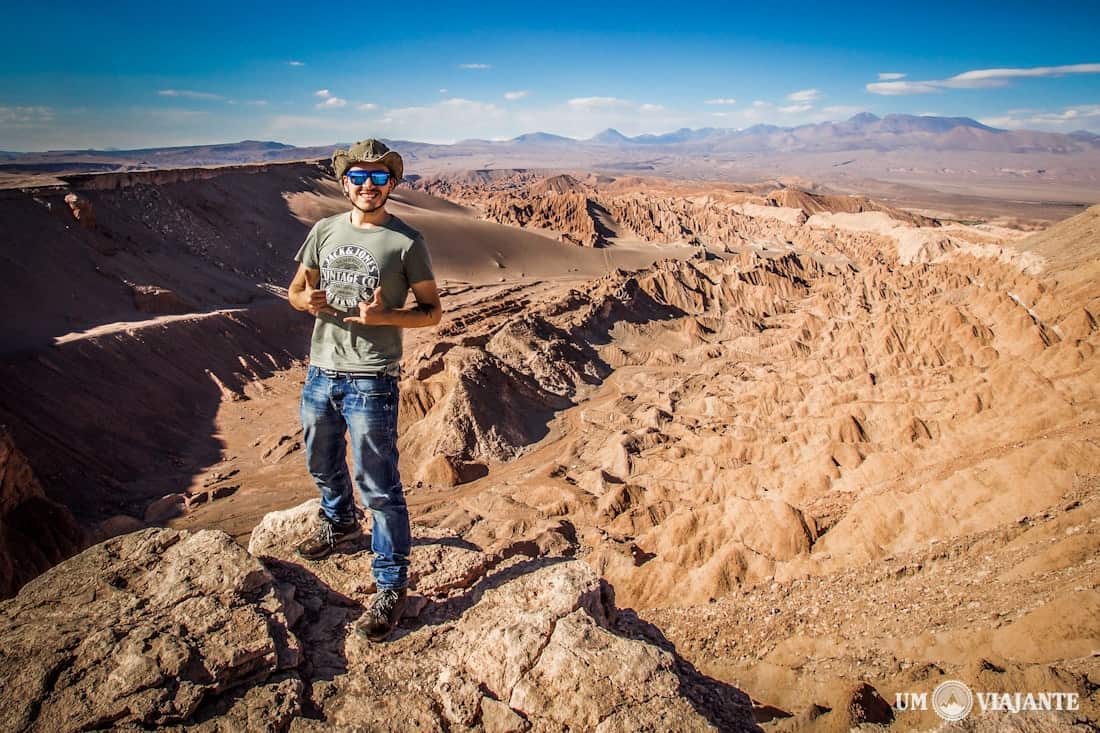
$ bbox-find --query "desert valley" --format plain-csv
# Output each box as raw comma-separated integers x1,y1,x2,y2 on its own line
0,123,1098,731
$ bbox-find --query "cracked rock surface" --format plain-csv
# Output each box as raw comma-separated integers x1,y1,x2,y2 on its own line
0,528,299,732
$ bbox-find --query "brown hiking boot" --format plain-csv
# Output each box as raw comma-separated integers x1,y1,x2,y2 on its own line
296,515,362,561
355,588,407,641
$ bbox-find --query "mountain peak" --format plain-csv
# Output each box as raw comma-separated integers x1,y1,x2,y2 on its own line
588,128,631,144
848,112,880,125
511,131,574,144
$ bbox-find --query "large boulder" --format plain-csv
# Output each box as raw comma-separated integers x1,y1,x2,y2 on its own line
0,528,301,732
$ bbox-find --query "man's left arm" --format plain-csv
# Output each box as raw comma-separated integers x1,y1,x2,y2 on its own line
343,279,442,328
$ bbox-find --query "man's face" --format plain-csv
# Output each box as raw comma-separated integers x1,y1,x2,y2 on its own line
343,163,396,213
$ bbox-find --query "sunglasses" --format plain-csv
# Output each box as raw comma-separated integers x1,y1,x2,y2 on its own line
346,170,393,186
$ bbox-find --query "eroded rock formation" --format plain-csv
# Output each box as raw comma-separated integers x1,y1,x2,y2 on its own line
413,172,939,248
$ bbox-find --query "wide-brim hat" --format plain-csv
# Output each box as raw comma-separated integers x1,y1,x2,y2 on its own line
331,138,403,182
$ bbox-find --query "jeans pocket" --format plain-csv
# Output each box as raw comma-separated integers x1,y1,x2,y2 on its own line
350,378,396,415
350,377,392,397
345,382,397,440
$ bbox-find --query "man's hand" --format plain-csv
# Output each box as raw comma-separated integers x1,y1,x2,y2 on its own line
304,282,337,317
288,264,337,317
343,289,392,326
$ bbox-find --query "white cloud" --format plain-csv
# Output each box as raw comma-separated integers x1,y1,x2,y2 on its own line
704,98,737,105
287,60,305,67
877,72,906,80
867,63,1100,95
952,63,1100,83
458,63,491,70
739,101,776,123
440,98,500,111
786,89,822,103
503,90,529,100
246,100,269,106
867,80,942,95
979,104,1100,131
568,96,632,111
740,98,857,125
316,96,348,109
315,89,331,98
358,103,379,111
372,98,508,141
639,103,665,113
157,89,224,101
439,88,448,94
0,106,55,126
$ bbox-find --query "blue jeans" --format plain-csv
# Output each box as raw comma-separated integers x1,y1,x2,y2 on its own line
300,365,409,590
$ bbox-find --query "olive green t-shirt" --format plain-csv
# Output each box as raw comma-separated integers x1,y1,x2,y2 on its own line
295,212,434,374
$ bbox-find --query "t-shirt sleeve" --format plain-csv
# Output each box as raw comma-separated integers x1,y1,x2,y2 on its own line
295,222,323,269
403,236,435,284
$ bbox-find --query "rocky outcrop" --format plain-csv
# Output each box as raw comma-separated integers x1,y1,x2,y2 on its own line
62,192,96,228
131,284,194,315
764,188,938,227
0,427,83,599
0,503,758,732
482,192,609,246
0,528,302,731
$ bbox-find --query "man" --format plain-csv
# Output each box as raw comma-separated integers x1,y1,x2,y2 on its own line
287,139,442,641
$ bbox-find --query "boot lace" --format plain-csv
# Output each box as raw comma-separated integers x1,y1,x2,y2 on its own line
369,589,401,621
317,521,335,548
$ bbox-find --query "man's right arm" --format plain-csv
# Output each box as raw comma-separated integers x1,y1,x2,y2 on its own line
288,264,336,316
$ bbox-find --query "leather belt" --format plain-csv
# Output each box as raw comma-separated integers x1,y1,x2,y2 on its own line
317,367,392,379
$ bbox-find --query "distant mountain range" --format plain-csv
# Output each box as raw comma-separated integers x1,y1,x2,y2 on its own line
2,114,1099,177
536,114,1097,154
399,114,1100,157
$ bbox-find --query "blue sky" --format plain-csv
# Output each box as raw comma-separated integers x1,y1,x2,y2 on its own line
2,0,1099,150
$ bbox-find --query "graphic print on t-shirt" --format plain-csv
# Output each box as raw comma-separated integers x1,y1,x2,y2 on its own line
320,245,381,310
